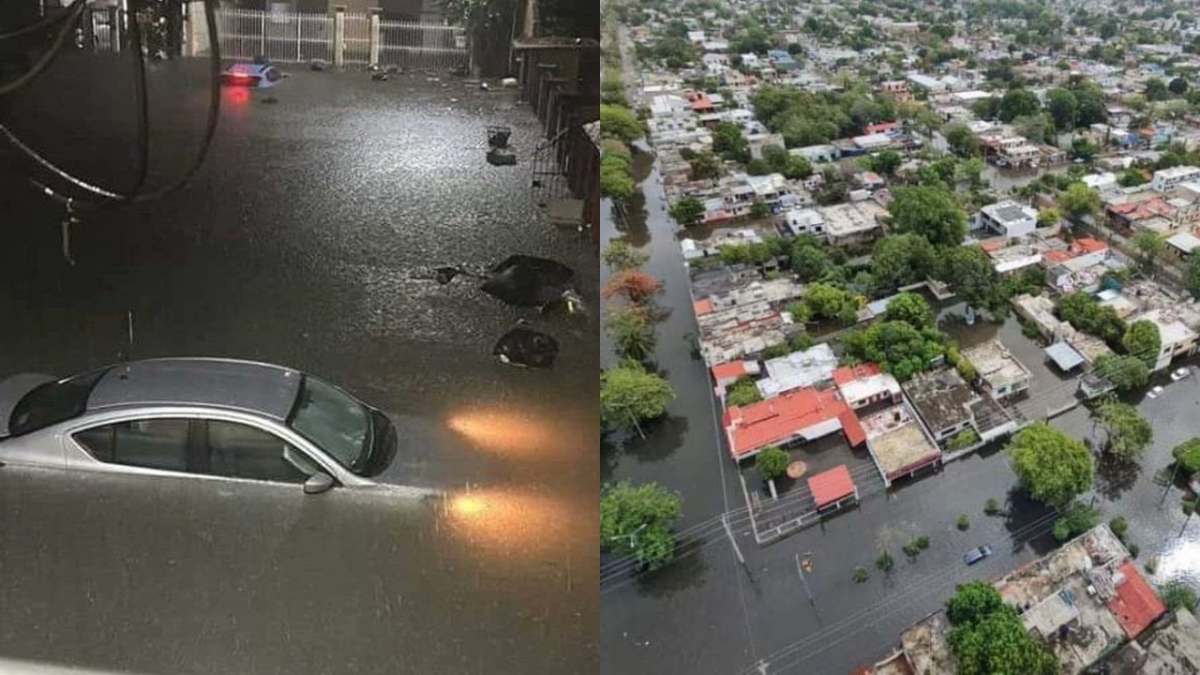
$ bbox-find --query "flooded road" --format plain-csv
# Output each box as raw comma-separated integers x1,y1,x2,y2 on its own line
0,55,598,674
600,150,1200,672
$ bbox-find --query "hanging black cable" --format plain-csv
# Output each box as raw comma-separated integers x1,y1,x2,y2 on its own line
0,0,221,209
0,1,86,41
0,0,91,97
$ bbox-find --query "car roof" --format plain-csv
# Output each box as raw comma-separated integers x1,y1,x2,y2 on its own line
226,62,272,75
86,358,302,421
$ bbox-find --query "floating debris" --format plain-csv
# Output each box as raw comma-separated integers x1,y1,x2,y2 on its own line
309,60,328,71
493,326,558,369
486,148,517,166
487,125,512,148
260,96,279,104
480,255,575,308
501,77,518,88
371,72,389,82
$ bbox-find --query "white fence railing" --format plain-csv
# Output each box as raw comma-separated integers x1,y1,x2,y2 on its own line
214,8,467,70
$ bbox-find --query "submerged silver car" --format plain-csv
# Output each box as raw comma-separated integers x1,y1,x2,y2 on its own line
0,358,398,494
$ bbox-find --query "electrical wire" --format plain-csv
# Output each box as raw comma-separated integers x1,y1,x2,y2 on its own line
0,2,86,41
0,0,91,97
0,0,221,209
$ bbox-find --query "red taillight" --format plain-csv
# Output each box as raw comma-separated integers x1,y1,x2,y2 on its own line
223,73,261,86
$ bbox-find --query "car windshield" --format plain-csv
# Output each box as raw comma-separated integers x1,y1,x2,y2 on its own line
9,369,108,437
287,375,371,470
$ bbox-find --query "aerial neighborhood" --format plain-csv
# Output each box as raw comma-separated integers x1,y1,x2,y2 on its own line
600,0,1200,672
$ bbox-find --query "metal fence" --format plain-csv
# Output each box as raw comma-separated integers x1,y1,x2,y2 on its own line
378,20,467,71
214,8,466,69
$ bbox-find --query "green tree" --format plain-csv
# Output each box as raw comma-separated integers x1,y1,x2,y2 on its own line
688,150,722,180
1123,320,1162,368
942,247,1003,313
1145,77,1170,102
1052,502,1102,541
1119,168,1146,187
888,184,968,248
726,376,763,407
669,196,706,226
602,239,649,271
947,581,1005,625
946,585,1058,675
869,234,937,295
944,122,981,158
1037,207,1061,228
600,361,675,431
998,87,1041,122
790,242,831,282
1132,231,1164,272
1059,182,1101,218
1045,87,1079,131
1007,422,1094,509
783,154,814,180
1172,438,1200,473
971,96,1002,120
600,155,636,200
1161,582,1197,612
1169,77,1190,96
870,149,902,177
883,292,935,329
1013,114,1052,145
843,321,946,381
750,202,770,219
605,307,657,361
755,446,790,480
1094,354,1150,391
600,104,644,142
803,282,853,320
600,481,681,569
1094,400,1153,461
712,121,751,163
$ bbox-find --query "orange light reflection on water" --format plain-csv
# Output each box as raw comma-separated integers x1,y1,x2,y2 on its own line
445,408,557,457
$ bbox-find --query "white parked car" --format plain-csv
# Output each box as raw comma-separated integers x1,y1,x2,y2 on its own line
1171,367,1191,382
1147,385,1166,399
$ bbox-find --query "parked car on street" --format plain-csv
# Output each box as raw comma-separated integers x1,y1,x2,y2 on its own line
1171,367,1191,382
0,358,398,494
1148,385,1166,399
220,61,283,88
963,545,993,565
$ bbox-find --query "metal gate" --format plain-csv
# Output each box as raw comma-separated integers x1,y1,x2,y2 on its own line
213,8,466,69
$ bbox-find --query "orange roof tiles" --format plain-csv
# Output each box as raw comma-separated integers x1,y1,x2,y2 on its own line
1042,249,1073,264
1107,561,1165,639
1073,237,1107,254
712,361,749,381
808,464,856,509
694,298,714,315
723,386,859,457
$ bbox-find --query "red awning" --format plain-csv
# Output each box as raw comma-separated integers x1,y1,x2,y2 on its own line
808,464,856,509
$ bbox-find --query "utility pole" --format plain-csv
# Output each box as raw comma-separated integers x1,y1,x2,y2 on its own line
1161,461,1181,505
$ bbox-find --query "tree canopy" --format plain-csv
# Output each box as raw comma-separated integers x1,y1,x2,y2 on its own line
1059,182,1101,218
843,321,946,381
998,87,1040,122
605,307,657,362
1123,320,1162,368
1173,438,1200,474
600,481,681,569
600,104,644,142
946,582,1058,675
669,196,705,226
869,234,937,295
1094,399,1153,461
602,239,649,271
888,184,968,248
1008,423,1093,509
1094,354,1150,391
600,361,675,430
941,247,1003,313
883,292,935,329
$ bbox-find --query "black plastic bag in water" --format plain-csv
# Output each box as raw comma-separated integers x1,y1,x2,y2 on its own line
480,255,575,308
493,327,559,368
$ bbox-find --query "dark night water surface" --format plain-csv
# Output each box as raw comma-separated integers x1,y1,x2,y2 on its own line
0,55,598,674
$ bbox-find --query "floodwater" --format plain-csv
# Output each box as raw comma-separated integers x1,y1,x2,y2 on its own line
600,148,1200,673
0,54,598,674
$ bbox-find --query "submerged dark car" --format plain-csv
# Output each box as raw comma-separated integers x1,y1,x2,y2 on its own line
963,545,994,566
0,358,398,494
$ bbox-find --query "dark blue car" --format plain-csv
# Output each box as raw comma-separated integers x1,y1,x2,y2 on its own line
220,62,283,88
964,545,993,565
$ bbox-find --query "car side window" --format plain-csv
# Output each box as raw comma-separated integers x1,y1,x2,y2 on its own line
204,420,315,484
265,67,281,82
74,419,190,472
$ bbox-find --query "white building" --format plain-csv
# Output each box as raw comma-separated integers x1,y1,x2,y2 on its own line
979,201,1038,239
1081,172,1118,191
757,344,839,398
1138,309,1199,372
784,208,826,237
1151,166,1200,193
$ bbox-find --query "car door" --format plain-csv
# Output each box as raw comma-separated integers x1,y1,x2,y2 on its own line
69,416,335,487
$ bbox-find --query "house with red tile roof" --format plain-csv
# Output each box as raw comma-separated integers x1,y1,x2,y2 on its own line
722,386,866,460
1107,560,1166,640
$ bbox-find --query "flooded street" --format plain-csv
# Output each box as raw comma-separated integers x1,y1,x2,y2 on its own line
0,55,598,674
600,150,1200,673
